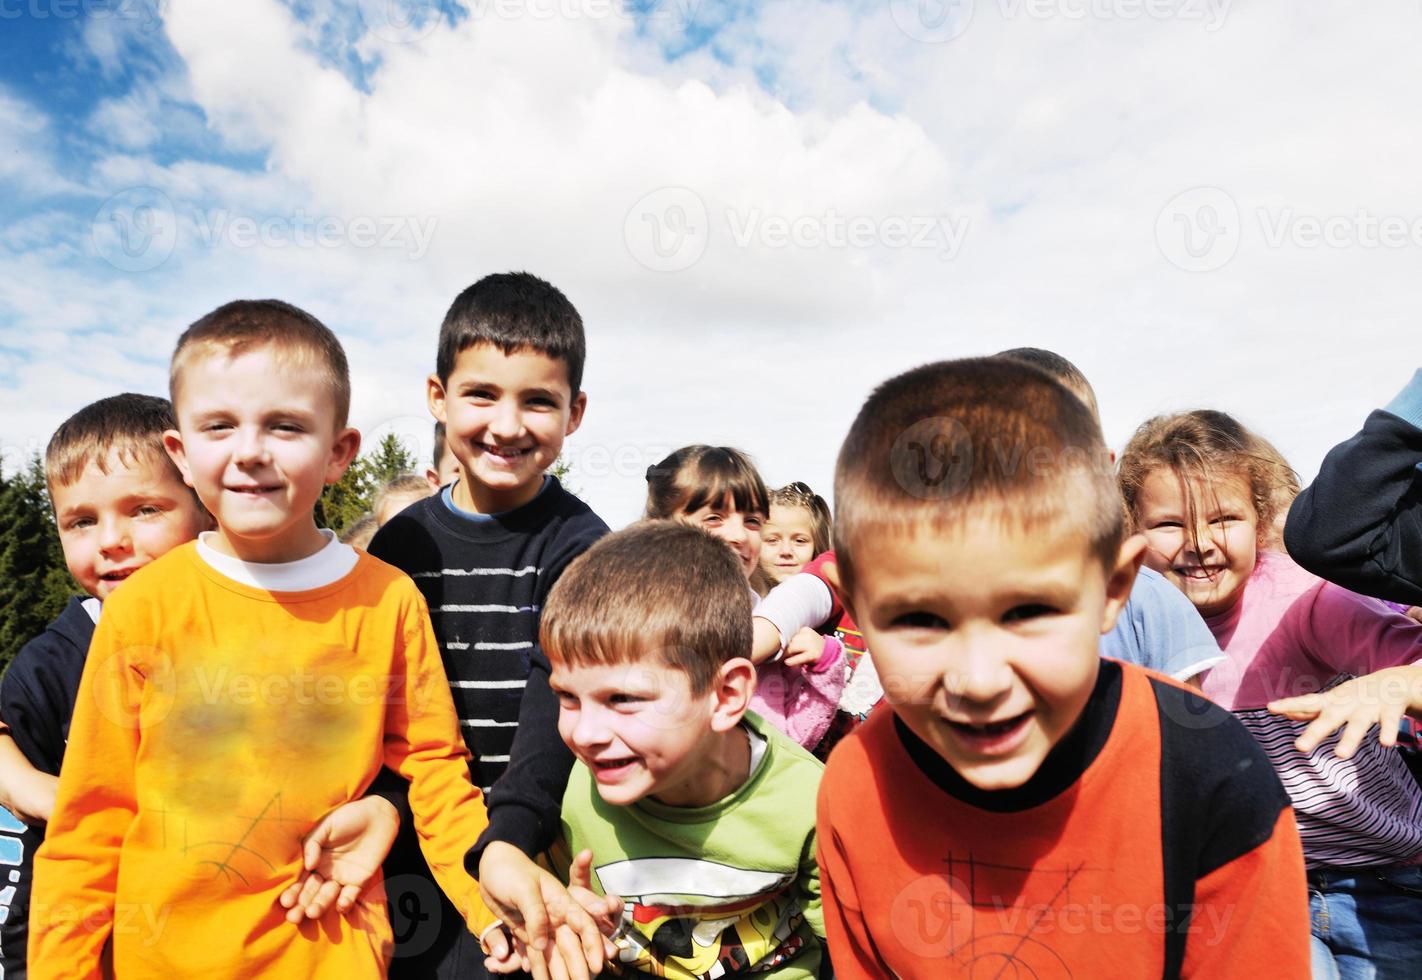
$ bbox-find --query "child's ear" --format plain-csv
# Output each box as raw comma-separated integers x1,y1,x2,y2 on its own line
1100,534,1146,635
325,427,362,485
708,657,756,733
426,373,449,424
162,429,195,488
822,559,859,625
565,390,587,437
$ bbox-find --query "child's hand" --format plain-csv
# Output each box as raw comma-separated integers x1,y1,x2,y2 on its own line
782,628,829,670
479,841,613,978
481,924,527,974
1268,663,1422,758
1407,606,1422,625
278,796,400,923
0,734,57,827
566,849,622,939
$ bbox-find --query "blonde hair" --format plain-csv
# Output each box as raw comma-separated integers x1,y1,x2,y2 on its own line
768,482,833,556
1117,409,1299,552
170,300,350,428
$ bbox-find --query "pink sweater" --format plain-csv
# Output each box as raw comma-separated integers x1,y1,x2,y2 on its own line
1201,550,1422,868
748,591,845,750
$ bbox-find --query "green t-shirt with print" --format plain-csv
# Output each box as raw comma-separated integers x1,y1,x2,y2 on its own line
560,711,825,979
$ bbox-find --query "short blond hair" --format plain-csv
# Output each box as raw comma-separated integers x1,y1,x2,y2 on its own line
170,299,350,428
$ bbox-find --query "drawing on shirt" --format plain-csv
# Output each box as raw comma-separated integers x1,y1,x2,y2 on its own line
595,856,805,979
181,792,296,886
894,854,1108,979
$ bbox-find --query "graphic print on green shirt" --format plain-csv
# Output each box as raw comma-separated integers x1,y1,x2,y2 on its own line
560,712,825,979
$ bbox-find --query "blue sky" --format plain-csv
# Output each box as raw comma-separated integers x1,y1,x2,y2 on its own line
3,0,1421,525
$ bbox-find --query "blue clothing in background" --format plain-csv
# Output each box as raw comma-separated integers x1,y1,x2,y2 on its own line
1101,565,1225,680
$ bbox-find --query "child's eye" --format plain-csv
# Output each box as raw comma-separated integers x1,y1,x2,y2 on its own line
609,693,644,707
892,611,950,630
1212,514,1241,525
745,518,763,530
1151,520,1182,530
1003,603,1057,624
66,518,95,531
135,505,164,518
701,514,722,526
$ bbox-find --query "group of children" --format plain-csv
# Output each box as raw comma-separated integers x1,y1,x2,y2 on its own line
1,269,1421,979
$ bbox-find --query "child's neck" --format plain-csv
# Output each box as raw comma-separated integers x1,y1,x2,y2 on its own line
650,724,752,809
206,521,329,565
452,474,544,516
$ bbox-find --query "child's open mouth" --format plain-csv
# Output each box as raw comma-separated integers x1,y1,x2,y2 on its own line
589,756,639,781
945,711,1033,753
228,484,281,496
1176,565,1224,582
99,568,137,584
479,444,532,460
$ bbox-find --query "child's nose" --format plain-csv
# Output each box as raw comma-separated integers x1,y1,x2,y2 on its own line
488,400,523,438
97,516,131,554
945,637,1014,706
233,428,269,465
571,708,612,750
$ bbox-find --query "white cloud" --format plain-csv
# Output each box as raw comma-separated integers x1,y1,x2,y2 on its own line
5,0,1422,529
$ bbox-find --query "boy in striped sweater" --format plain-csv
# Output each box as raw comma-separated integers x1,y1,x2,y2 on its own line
370,272,610,978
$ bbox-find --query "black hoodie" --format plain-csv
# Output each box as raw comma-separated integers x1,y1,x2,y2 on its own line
0,595,96,979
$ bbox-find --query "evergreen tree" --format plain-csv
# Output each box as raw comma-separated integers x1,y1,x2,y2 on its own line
315,434,419,536
0,456,71,671
364,433,419,487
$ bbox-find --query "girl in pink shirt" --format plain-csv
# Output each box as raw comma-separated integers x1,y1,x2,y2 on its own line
1119,409,1422,980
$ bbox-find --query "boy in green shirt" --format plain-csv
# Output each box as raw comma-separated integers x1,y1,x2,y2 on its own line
533,520,825,978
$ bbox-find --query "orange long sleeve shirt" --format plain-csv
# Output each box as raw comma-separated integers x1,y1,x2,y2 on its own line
30,543,493,979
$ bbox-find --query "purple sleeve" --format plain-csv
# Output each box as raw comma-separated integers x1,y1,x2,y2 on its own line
1305,582,1422,676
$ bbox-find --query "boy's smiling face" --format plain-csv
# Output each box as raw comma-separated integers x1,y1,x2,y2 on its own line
551,658,731,808
51,451,210,600
165,344,360,563
428,342,586,514
846,513,1140,791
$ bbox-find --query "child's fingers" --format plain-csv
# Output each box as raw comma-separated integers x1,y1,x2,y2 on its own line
1293,711,1345,755
304,878,343,919
303,821,332,872
1267,694,1324,719
1380,701,1406,749
278,877,303,910
483,925,511,961
1335,715,1377,760
335,882,360,913
568,849,595,892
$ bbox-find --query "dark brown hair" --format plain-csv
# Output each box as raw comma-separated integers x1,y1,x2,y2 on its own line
644,445,769,522
436,272,585,393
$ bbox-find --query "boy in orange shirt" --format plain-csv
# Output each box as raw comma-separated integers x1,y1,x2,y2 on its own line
816,358,1311,978
30,300,497,978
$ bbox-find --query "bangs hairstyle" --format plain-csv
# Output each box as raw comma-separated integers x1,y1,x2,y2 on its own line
436,272,586,393
769,482,833,556
994,347,1101,427
645,445,770,521
541,520,753,694
45,393,183,491
833,358,1123,588
1117,409,1299,549
170,300,351,428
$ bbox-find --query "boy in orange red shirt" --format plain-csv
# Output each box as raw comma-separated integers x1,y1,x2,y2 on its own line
816,357,1311,977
